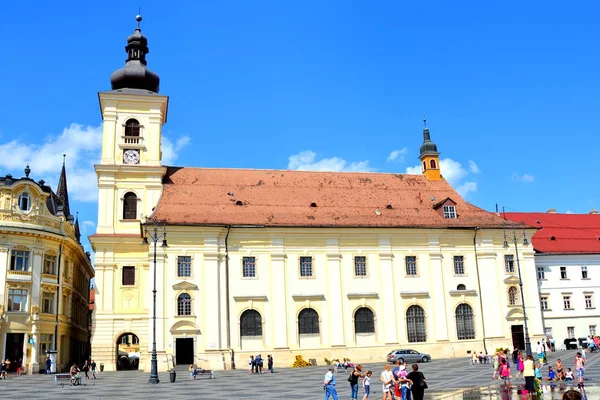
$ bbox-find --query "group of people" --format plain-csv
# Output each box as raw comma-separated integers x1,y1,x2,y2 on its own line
66,359,97,384
323,360,427,400
247,354,274,374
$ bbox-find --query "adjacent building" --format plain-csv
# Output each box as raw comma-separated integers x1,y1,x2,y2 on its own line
90,17,545,372
0,163,94,373
504,211,600,348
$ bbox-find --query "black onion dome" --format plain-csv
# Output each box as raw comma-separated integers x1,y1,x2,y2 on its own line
110,15,160,93
419,121,439,157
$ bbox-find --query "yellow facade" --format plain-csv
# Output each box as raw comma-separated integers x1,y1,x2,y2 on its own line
0,178,93,373
420,155,441,181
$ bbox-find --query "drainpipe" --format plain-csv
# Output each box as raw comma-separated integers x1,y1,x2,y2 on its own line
472,227,488,355
54,244,63,352
224,225,235,369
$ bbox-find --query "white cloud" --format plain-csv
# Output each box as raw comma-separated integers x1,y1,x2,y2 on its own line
82,220,96,232
387,148,408,163
162,135,191,165
288,150,372,172
405,157,479,198
512,173,535,183
468,160,480,174
565,210,574,214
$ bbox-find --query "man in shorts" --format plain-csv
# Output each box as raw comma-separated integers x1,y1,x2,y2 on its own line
575,352,585,387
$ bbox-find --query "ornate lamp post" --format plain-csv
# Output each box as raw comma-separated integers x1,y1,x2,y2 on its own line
141,216,168,384
503,218,532,356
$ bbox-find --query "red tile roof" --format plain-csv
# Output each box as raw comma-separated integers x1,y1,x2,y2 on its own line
503,212,600,254
151,167,508,228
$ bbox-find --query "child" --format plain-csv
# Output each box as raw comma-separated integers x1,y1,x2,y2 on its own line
362,370,372,400
546,366,556,381
564,368,574,381
189,364,197,380
499,359,511,384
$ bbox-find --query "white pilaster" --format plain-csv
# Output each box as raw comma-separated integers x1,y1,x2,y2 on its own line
378,237,398,344
271,238,288,348
326,239,345,346
428,237,449,341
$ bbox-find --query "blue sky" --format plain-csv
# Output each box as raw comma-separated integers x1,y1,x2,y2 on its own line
1,1,599,254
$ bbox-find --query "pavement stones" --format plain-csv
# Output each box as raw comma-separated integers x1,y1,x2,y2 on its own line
0,349,596,399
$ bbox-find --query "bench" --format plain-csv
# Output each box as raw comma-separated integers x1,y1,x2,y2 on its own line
193,368,214,379
54,373,86,386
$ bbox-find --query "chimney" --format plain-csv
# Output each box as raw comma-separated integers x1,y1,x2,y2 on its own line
547,208,556,213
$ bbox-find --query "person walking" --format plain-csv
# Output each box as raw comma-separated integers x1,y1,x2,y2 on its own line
406,364,425,400
380,364,394,400
492,351,500,379
575,352,585,388
267,354,274,373
82,359,90,379
248,355,254,373
45,356,52,375
362,371,372,400
536,342,545,365
324,366,339,400
90,359,97,379
515,352,524,379
523,354,535,395
349,364,363,400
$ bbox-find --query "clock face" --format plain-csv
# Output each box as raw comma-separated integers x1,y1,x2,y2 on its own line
123,149,140,164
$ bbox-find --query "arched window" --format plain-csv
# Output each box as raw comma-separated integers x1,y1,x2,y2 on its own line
123,192,137,220
298,308,319,334
508,286,518,305
457,284,466,290
240,310,262,337
125,119,140,137
177,293,191,316
430,159,437,169
456,303,475,340
406,305,426,342
354,307,375,334
18,193,31,212
422,161,426,171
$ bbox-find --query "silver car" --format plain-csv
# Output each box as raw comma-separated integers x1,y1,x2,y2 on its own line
387,349,431,363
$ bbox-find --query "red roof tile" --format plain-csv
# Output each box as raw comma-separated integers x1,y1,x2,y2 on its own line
152,167,508,228
503,212,600,254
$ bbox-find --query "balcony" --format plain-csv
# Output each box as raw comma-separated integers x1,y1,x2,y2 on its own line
119,136,145,149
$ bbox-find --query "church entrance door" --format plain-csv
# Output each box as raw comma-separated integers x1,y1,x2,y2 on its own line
175,338,194,365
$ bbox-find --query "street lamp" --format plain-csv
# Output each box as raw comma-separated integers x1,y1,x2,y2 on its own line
503,218,532,356
141,216,168,384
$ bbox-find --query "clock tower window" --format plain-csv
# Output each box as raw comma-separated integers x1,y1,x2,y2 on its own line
123,192,138,220
125,119,140,137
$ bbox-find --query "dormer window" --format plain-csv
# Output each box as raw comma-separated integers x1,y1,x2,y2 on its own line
18,192,31,212
125,119,140,137
443,205,456,219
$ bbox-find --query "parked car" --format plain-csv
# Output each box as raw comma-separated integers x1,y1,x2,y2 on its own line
387,349,431,363
564,338,578,350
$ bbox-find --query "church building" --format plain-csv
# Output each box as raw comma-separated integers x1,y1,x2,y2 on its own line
90,17,545,372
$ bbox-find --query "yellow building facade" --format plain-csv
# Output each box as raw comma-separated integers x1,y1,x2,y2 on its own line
0,165,93,374
90,19,545,372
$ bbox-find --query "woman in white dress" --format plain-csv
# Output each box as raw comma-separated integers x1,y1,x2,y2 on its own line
380,364,394,400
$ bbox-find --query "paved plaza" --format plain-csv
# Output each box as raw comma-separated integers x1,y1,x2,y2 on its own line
0,350,596,399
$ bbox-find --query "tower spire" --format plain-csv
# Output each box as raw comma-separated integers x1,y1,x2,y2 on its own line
418,120,442,181
74,212,81,243
109,14,160,92
56,153,71,219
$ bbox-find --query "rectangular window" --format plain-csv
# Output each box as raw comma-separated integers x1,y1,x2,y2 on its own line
43,254,57,275
443,205,457,219
540,296,548,310
405,256,417,276
544,327,552,337
42,292,55,314
537,266,545,280
560,266,568,279
453,256,465,275
177,256,192,277
122,266,135,285
585,295,593,309
504,255,515,273
299,256,313,277
62,294,68,316
567,326,575,339
242,256,256,278
582,266,588,279
7,289,27,311
590,325,597,336
354,256,367,276
563,296,571,310
10,250,30,271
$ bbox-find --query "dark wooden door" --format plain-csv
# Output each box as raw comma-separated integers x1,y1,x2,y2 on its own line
511,325,525,351
175,338,194,365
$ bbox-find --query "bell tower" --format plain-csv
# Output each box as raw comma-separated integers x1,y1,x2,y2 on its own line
94,14,168,234
419,119,441,181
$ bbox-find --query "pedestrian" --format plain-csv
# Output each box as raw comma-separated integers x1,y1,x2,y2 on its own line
16,358,22,376
499,358,511,386
324,366,339,400
406,364,426,400
556,358,565,380
267,354,274,373
575,352,585,388
248,355,254,373
523,354,535,394
536,342,545,365
189,364,197,379
492,351,500,380
45,356,52,375
361,370,372,400
256,354,264,373
82,359,90,379
515,351,524,379
380,364,394,400
562,389,583,400
90,359,97,379
348,364,363,400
